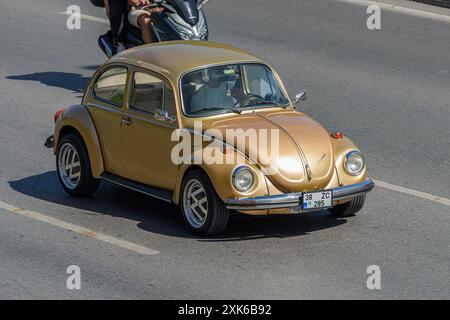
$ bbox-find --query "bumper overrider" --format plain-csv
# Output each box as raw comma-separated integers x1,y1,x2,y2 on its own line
226,179,375,211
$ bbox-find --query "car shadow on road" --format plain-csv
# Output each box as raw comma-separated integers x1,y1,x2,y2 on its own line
9,171,347,242
6,72,90,93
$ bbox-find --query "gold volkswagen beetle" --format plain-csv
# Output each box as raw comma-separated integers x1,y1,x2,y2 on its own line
46,41,374,236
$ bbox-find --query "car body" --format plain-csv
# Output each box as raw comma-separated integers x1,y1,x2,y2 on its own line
47,41,374,236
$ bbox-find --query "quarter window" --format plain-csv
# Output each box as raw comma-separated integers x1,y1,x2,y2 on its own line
94,67,128,106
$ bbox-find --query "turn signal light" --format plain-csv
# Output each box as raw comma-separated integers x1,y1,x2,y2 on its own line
222,145,233,154
331,132,344,139
54,108,65,123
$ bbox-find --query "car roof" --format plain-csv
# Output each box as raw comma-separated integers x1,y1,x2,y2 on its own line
108,41,265,82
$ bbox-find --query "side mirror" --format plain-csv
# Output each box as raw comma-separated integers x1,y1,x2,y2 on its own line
294,92,307,104
155,109,176,123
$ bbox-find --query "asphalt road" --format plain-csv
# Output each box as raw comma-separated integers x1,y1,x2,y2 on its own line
0,0,449,299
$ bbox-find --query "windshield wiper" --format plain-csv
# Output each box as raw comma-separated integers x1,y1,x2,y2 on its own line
191,107,242,115
239,100,289,109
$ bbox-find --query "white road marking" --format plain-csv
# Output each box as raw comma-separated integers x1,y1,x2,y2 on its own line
332,0,450,23
373,179,450,207
0,201,159,256
59,12,109,24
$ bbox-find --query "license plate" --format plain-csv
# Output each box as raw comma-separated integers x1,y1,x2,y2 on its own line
302,190,332,210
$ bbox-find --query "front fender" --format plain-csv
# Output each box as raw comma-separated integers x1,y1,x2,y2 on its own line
172,145,269,206
331,136,367,186
54,105,104,178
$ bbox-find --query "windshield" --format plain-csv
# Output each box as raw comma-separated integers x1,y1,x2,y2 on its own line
181,63,289,117
166,0,199,26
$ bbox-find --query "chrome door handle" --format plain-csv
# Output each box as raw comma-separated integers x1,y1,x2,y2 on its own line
121,116,133,126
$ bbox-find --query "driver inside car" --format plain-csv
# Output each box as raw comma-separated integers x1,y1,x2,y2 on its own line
190,68,238,113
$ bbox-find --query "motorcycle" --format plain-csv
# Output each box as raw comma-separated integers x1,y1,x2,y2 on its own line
97,0,210,58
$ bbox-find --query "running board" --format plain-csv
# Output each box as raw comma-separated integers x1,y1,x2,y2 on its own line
101,173,173,203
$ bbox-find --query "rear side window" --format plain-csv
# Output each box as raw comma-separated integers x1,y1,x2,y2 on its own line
93,67,128,106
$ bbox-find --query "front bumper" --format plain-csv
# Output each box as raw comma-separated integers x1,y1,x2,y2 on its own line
226,179,375,211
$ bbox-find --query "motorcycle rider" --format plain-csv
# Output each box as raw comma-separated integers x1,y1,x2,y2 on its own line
103,0,128,54
128,0,164,44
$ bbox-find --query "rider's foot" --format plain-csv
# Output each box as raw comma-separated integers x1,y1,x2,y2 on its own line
112,42,126,55
116,43,126,53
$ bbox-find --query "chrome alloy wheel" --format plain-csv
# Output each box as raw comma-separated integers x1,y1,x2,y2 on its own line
58,143,81,190
183,179,209,229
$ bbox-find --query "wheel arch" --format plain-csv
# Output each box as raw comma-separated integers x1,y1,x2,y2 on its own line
173,165,210,205
54,105,105,178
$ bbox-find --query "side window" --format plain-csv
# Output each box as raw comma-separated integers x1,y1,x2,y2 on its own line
131,72,164,114
164,83,177,117
94,67,127,106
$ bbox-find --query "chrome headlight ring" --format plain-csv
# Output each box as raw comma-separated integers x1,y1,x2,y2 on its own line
232,166,255,192
344,150,365,176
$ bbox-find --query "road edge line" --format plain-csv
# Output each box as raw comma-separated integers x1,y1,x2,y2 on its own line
373,179,450,207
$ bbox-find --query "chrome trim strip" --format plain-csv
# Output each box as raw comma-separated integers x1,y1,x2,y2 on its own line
123,112,178,129
86,103,123,114
226,179,375,210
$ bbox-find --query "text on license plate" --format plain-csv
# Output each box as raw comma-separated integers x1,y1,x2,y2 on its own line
302,191,332,210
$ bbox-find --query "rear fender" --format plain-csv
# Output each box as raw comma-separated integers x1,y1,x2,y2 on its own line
54,105,104,178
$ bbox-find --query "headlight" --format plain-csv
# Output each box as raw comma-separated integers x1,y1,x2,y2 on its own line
232,166,255,192
344,151,365,175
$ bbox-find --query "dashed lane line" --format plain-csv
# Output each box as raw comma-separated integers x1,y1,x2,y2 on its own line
0,201,160,256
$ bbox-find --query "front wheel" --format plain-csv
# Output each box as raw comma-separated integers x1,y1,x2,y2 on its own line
180,170,230,236
328,194,366,218
56,133,100,197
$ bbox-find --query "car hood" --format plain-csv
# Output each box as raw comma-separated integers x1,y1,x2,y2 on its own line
200,110,335,192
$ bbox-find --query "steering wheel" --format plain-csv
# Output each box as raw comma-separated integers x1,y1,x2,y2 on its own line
233,94,265,108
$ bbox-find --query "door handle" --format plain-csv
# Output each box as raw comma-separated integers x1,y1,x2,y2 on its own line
121,116,133,126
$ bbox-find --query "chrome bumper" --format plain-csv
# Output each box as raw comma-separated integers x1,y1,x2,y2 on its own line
226,179,375,211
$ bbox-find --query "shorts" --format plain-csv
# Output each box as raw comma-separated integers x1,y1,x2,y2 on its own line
128,7,151,28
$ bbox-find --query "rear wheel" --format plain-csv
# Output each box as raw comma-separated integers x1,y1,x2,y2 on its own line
328,194,366,218
180,170,230,236
56,133,100,197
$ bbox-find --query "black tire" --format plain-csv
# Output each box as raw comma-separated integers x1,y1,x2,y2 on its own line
56,133,100,197
180,170,230,236
328,194,366,218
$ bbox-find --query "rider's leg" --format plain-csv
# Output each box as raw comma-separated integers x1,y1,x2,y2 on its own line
137,14,156,44
107,0,126,52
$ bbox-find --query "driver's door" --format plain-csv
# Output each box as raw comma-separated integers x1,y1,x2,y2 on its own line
120,69,179,191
